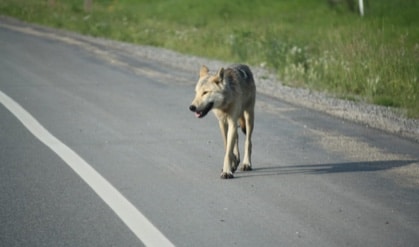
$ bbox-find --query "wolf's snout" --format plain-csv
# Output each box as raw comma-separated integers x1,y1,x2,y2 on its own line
189,105,197,112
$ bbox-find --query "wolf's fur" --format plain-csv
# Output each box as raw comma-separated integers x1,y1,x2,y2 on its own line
189,64,256,179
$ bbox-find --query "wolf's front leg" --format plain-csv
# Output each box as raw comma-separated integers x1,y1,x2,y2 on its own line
220,119,237,179
218,120,228,149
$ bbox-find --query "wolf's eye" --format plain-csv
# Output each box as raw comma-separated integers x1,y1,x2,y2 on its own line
202,91,209,96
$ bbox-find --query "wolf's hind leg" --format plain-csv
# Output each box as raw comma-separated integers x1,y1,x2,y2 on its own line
242,110,254,171
232,130,240,173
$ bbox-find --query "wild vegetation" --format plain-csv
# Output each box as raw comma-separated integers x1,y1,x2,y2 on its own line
1,0,418,117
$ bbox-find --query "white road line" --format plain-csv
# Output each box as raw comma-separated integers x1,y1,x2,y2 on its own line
0,90,175,247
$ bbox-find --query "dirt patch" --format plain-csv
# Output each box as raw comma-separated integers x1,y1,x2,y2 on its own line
387,162,419,188
315,130,419,187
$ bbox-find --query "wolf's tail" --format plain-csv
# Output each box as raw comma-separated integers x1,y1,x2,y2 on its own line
239,116,246,134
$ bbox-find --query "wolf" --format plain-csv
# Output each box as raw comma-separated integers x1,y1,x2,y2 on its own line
189,64,256,179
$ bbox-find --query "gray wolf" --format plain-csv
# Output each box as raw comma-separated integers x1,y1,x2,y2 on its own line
189,64,256,179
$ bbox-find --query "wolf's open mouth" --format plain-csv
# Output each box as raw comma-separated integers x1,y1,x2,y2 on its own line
195,102,214,118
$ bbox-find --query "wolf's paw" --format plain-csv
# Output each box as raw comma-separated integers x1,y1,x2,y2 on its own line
220,172,234,179
241,164,252,171
231,157,240,173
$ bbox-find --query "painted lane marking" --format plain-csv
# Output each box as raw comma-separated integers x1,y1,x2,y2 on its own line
0,90,174,247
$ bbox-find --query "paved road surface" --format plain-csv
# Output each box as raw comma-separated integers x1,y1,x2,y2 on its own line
1,19,418,246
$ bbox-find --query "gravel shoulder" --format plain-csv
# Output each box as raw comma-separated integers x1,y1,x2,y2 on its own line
1,16,418,142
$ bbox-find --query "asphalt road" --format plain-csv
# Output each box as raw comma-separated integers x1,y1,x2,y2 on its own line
1,19,418,247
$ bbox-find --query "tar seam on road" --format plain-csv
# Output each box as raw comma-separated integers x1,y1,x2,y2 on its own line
0,90,175,247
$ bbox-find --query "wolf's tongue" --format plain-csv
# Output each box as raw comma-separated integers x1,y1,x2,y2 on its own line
195,112,201,118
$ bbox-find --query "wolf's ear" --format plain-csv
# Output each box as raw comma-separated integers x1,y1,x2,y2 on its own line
216,67,224,82
200,65,209,77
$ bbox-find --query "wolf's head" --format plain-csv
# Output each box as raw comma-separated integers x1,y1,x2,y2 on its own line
189,65,227,118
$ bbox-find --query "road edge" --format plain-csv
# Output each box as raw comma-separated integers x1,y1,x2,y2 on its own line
1,15,417,142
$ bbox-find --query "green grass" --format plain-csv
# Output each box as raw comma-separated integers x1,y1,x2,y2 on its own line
1,0,418,117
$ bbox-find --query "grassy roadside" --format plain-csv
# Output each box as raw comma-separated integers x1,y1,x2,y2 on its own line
1,0,418,117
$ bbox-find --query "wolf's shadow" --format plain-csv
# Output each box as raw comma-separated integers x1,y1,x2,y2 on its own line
238,160,417,178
